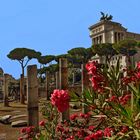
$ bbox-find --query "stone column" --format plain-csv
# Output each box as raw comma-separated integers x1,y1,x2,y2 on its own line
81,64,90,113
59,58,69,121
27,65,39,128
103,33,106,43
94,38,96,44
46,71,50,100
116,32,118,43
118,33,120,42
95,37,97,44
55,71,59,89
97,37,99,44
3,74,9,107
112,31,115,43
20,74,25,104
99,35,102,44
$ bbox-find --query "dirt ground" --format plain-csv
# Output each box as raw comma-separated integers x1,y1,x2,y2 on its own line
0,101,44,140
0,102,26,140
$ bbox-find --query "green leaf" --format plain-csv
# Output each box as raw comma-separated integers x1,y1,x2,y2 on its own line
128,84,138,97
38,134,45,140
135,112,140,121
136,97,140,111
118,104,128,116
134,129,140,139
83,88,92,100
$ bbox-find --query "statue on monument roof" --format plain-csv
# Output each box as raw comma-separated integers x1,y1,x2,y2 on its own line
100,12,113,21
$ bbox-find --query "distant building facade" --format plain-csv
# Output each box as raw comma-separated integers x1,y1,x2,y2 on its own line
89,20,140,68
89,20,140,44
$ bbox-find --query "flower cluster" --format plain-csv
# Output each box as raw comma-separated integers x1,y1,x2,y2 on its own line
107,94,131,105
55,112,116,140
122,62,140,85
50,89,70,112
86,61,106,93
84,130,103,140
39,120,46,127
119,94,131,105
56,112,92,139
120,126,129,133
18,126,36,140
19,121,46,140
18,60,140,140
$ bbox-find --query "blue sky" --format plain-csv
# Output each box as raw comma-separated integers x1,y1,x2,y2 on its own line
0,0,140,78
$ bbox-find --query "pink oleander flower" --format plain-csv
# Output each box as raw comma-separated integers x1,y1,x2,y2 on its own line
18,137,23,140
85,61,97,74
70,114,78,120
89,130,103,139
39,121,45,126
137,61,140,70
79,113,85,118
104,127,113,137
84,136,92,140
63,128,69,134
56,124,64,132
26,127,32,133
107,95,118,103
136,72,140,79
95,130,103,138
119,94,131,105
122,77,132,85
84,113,91,118
66,136,74,140
88,125,95,131
76,129,85,138
120,126,129,133
90,74,105,93
86,61,106,93
20,127,26,133
51,89,70,112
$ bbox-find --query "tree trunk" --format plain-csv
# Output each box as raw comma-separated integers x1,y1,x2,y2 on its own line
19,64,25,104
20,74,25,104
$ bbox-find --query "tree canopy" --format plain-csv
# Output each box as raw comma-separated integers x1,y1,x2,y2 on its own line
37,55,55,65
113,39,137,56
92,43,117,63
7,48,41,60
7,48,41,76
54,54,68,63
67,47,94,64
